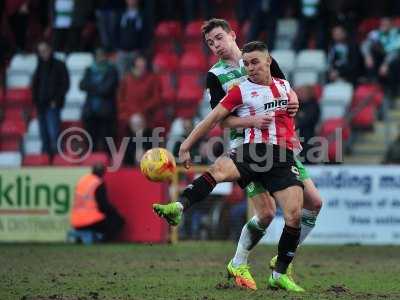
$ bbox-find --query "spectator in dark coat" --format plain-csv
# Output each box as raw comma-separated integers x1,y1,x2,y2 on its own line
383,131,400,164
295,85,320,163
327,25,363,84
32,40,69,157
80,48,118,152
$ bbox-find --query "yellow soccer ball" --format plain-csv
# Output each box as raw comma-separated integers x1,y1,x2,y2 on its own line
140,148,176,182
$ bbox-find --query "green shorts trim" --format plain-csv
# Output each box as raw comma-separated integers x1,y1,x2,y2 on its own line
295,159,310,182
245,181,266,198
245,160,309,198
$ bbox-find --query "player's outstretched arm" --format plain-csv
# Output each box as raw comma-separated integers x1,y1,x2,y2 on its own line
179,104,230,168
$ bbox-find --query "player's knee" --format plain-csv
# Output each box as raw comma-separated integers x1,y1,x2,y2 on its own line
208,163,225,182
258,207,275,225
284,206,302,227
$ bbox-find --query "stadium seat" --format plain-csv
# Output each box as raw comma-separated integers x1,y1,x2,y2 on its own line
66,74,86,105
52,153,79,166
271,49,296,78
351,102,375,130
23,154,50,166
159,74,176,104
292,70,319,87
26,118,40,138
80,152,109,166
0,151,22,167
66,53,94,73
54,52,67,61
184,20,204,40
352,83,384,108
5,88,32,106
23,136,42,154
177,74,203,91
6,72,31,88
0,120,26,137
296,50,327,73
61,107,82,122
154,20,182,41
3,107,26,123
8,54,38,74
275,18,298,50
0,136,21,151
153,52,179,73
176,84,203,118
178,51,208,73
357,18,380,41
320,81,353,121
318,118,350,163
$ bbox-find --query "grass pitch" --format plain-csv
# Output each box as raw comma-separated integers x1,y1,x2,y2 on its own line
1,241,400,300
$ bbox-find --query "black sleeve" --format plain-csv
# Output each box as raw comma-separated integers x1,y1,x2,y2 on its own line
270,57,286,80
94,183,115,215
206,72,226,109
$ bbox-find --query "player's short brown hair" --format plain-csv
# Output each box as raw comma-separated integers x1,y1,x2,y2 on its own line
201,18,232,37
242,41,269,54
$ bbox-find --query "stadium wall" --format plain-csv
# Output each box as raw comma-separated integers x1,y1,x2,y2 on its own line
262,165,400,245
0,168,168,243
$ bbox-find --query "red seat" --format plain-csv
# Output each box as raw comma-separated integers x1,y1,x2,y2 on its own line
179,51,207,73
176,84,203,118
80,152,109,166
357,18,380,41
0,120,26,137
184,20,204,40
351,103,375,129
352,83,384,107
318,118,350,162
61,121,84,131
154,21,182,41
52,154,80,166
177,74,202,87
153,52,179,73
160,74,176,103
23,154,50,166
0,136,21,151
3,107,25,122
208,55,219,67
6,88,32,106
182,41,205,53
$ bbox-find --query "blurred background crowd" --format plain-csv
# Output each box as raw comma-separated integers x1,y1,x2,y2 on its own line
1,0,400,239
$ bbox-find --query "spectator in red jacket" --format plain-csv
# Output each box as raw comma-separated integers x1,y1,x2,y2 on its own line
117,55,164,131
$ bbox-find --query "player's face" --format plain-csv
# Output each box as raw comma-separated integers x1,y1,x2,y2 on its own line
243,51,272,84
205,27,236,59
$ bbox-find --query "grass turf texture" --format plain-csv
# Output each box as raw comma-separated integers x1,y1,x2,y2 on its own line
1,242,399,300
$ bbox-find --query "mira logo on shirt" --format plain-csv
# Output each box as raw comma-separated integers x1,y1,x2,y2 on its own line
264,99,288,111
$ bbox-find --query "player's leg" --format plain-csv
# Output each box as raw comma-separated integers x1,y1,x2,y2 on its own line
267,185,305,292
227,184,276,290
153,156,241,225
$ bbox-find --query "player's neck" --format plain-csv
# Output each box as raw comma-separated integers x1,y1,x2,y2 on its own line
222,46,242,67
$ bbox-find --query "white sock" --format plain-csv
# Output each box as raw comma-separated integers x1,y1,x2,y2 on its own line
232,216,267,267
175,202,184,211
299,209,318,245
272,270,281,279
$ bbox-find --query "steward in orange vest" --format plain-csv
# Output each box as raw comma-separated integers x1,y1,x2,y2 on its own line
70,163,124,241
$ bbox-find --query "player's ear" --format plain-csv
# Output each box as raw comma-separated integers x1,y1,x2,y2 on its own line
266,53,272,66
229,30,236,40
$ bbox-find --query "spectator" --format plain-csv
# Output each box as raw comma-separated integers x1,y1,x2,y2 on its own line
246,0,285,50
295,85,320,163
327,25,362,84
32,40,69,157
115,0,145,77
70,163,124,242
6,0,29,51
183,0,214,23
50,0,94,53
117,55,164,129
95,0,125,52
80,48,118,152
172,118,201,160
123,113,154,166
361,17,400,99
294,0,328,51
383,129,400,164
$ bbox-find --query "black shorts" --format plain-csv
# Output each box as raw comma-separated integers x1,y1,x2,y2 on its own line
231,143,303,194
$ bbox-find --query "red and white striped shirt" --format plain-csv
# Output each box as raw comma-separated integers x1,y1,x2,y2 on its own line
220,77,301,153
